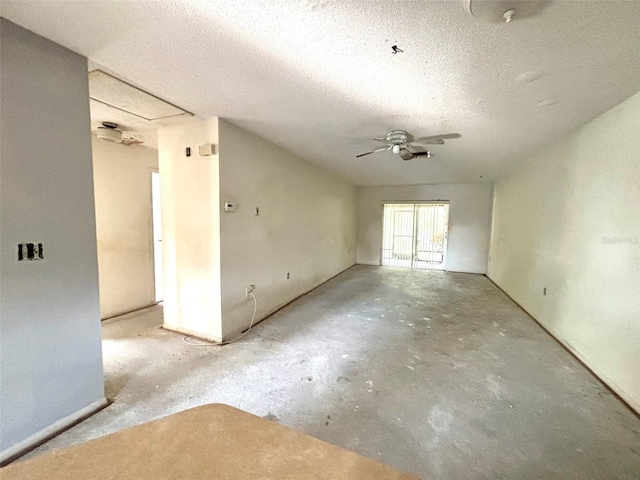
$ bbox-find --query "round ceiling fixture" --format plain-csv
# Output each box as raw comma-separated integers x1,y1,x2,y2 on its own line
96,121,122,143
461,0,550,24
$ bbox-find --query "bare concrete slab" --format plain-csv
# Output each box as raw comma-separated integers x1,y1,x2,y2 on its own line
18,266,640,479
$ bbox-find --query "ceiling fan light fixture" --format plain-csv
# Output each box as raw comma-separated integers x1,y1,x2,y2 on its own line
392,145,401,154
462,0,549,24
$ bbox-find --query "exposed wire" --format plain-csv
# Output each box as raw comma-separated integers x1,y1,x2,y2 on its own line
182,291,258,346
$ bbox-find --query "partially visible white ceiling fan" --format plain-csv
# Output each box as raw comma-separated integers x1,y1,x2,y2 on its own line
94,121,145,146
357,130,460,161
461,0,550,24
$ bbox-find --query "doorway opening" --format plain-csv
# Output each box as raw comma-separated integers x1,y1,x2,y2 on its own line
381,202,449,270
151,170,163,303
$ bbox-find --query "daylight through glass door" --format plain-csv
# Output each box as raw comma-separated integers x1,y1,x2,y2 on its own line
381,203,449,270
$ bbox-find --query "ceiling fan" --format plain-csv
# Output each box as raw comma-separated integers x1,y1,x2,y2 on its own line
94,121,145,146
357,130,460,161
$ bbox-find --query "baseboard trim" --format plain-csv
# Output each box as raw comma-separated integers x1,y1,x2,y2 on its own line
220,263,358,341
162,324,222,343
102,302,160,321
444,269,485,275
0,397,109,466
356,264,486,275
485,274,640,418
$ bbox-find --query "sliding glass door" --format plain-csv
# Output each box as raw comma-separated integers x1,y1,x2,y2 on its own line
381,203,449,270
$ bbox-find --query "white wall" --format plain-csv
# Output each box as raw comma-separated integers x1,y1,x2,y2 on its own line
357,184,493,273
218,120,357,339
158,118,223,341
0,19,106,459
488,92,640,412
92,138,158,319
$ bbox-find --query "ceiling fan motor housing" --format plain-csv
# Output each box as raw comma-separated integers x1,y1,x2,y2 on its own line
96,125,122,143
386,130,411,144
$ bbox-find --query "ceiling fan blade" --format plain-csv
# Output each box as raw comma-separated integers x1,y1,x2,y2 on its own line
398,146,432,161
356,146,391,158
402,143,423,152
373,137,394,145
398,147,416,161
411,139,445,146
412,133,461,144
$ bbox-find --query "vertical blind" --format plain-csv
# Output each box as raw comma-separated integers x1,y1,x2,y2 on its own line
381,203,449,270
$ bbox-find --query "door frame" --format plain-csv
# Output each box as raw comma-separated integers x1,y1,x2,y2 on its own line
379,201,450,270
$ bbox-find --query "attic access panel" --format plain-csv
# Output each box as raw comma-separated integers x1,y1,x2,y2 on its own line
88,70,192,121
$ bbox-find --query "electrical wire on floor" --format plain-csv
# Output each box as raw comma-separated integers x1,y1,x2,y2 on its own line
182,291,258,346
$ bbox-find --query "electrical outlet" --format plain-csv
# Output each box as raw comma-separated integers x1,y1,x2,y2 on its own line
245,284,255,297
18,243,43,261
287,272,290,279
543,287,547,296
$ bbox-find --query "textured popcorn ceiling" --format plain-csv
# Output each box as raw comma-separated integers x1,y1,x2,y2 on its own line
2,0,640,186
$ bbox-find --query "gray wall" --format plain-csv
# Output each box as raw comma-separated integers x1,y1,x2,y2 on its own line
0,19,105,454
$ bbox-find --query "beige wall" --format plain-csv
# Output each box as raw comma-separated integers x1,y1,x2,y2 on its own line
158,118,223,341
357,184,493,273
92,137,158,319
488,92,640,413
218,120,357,339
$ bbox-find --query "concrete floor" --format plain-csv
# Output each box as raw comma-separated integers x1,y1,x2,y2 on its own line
24,266,640,479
